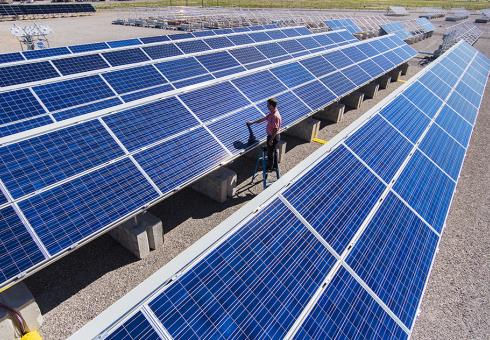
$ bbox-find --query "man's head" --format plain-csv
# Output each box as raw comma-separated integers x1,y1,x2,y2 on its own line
267,97,278,112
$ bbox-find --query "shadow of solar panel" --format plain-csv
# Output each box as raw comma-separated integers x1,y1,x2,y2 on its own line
271,62,315,88
23,47,70,60
33,75,115,112
394,151,455,233
232,70,287,102
196,51,240,72
321,72,357,97
419,124,466,180
0,89,46,125
446,91,478,125
155,58,208,82
179,82,250,122
148,198,336,339
0,206,45,283
102,48,149,67
68,42,110,53
106,312,160,340
435,105,473,147
0,116,53,138
19,159,158,255
140,35,170,44
142,43,182,60
347,192,438,329
346,115,413,183
0,62,59,87
207,106,265,154
283,145,385,254
53,54,109,76
107,39,141,48
296,266,407,339
102,65,166,94
176,40,211,54
293,80,336,111
300,55,336,77
0,53,24,64
103,97,200,152
134,127,228,194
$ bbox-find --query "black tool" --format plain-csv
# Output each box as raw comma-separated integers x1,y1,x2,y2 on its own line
246,122,257,144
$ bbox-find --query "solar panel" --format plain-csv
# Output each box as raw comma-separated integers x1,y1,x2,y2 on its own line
107,39,141,48
0,53,24,63
325,18,362,35
23,47,71,60
175,40,211,54
196,51,240,72
271,62,315,88
139,35,170,44
0,89,46,125
102,65,166,95
69,42,110,53
102,49,149,67
106,312,160,340
435,105,472,147
0,62,59,87
52,54,109,76
293,80,336,111
381,23,413,41
142,43,183,59
53,98,123,121
0,116,53,138
155,57,208,82
231,70,287,102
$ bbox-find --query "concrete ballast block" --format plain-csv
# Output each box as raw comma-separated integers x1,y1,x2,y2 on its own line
285,117,320,142
275,139,287,164
110,217,150,259
0,282,43,339
341,91,365,110
315,103,345,123
360,83,380,99
377,75,391,89
192,167,237,203
137,213,163,250
389,69,402,82
399,63,409,76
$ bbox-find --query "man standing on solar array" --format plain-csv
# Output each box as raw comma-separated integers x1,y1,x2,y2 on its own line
247,98,282,171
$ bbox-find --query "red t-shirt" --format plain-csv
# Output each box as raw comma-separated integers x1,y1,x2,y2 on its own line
266,109,282,136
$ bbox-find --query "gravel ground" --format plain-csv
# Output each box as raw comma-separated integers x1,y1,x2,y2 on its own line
3,9,486,339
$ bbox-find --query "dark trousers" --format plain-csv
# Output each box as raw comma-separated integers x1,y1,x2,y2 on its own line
267,134,280,170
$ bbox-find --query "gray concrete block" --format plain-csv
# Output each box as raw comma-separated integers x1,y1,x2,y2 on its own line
341,91,365,110
400,63,409,76
137,213,164,250
285,117,320,142
276,139,287,164
389,69,402,82
0,282,43,339
192,167,237,203
315,103,345,123
359,83,379,99
377,75,391,89
110,217,150,259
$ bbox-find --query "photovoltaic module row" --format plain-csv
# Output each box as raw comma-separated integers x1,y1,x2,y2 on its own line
71,41,489,339
0,34,416,289
0,29,357,138
0,24,282,64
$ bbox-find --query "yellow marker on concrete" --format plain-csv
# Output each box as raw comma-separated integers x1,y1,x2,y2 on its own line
312,137,328,145
21,331,42,340
398,79,407,83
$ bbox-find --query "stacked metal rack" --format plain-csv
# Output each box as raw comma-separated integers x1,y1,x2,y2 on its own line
435,21,482,56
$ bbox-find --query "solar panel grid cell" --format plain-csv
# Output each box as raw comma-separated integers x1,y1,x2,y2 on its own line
106,312,160,340
259,91,311,128
204,36,234,49
341,65,371,86
102,65,166,95
196,52,240,73
229,46,266,64
175,40,211,54
0,116,53,138
0,53,24,64
142,43,183,60
52,54,109,76
300,56,336,78
0,89,46,125
232,71,287,102
155,58,208,82
323,50,354,69
435,105,473,147
271,63,315,88
293,80,336,111
0,62,60,87
23,47,71,60
106,39,141,48
320,72,357,97
68,42,110,53
255,43,289,59
102,49,149,67
446,91,478,124
53,98,123,121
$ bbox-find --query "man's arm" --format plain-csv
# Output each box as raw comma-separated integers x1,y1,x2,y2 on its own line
247,117,266,125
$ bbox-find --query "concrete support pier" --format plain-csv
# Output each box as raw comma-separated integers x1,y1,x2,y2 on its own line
341,91,365,110
389,69,402,82
285,117,320,142
110,216,151,259
399,63,409,76
377,75,391,89
359,83,380,99
315,103,345,123
192,167,237,203
0,282,43,339
276,139,287,164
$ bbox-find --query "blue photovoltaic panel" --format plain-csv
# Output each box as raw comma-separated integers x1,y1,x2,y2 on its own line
33,75,115,112
53,98,123,121
175,40,210,54
0,116,53,138
293,81,336,111
244,60,271,70
347,192,438,328
148,199,336,339
325,19,362,34
229,47,266,64
140,35,170,44
419,124,466,180
121,84,174,103
19,159,158,255
52,54,109,76
0,192,6,205
296,27,312,35
248,32,271,42
0,120,124,199
323,50,353,69
380,95,431,143
155,58,207,82
0,62,60,87
296,37,321,50
207,106,265,154
23,47,70,60
213,66,247,78
372,54,394,69
446,92,478,125
169,33,194,40
435,105,473,147
103,97,200,152
296,266,407,339
135,127,228,194
102,49,149,67
227,34,255,45
256,43,288,59
259,91,311,128
384,50,405,66
281,28,302,37
346,115,413,183
278,40,306,54
0,206,45,283
267,30,288,39
271,63,315,88
0,53,24,64
370,40,390,54
357,59,384,78
69,42,110,53
0,89,46,125
455,81,481,108
341,46,368,63
283,145,385,254
232,71,287,102
300,56,336,77
231,27,250,33
179,82,250,122
394,151,455,232
431,63,459,88
417,71,452,101
142,43,182,59
342,65,372,86
196,52,240,72
102,65,166,94
173,74,214,88
107,39,141,48
312,34,335,46
204,36,234,49
321,72,357,97
210,28,233,35
192,30,216,37
106,312,160,340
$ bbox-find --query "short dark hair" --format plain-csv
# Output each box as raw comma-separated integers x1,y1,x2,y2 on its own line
267,97,278,108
